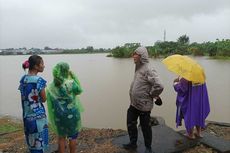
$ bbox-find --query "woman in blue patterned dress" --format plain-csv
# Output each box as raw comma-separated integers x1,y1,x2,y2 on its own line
19,55,48,153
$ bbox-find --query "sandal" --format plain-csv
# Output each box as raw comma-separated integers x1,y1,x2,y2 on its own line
194,133,203,138
183,134,195,140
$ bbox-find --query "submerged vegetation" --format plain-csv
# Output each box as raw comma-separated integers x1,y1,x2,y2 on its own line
1,35,229,59
110,35,230,59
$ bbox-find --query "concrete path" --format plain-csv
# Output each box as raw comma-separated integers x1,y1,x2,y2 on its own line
200,132,230,153
113,124,230,153
112,125,198,153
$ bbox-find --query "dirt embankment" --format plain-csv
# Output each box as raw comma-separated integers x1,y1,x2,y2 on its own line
0,117,229,153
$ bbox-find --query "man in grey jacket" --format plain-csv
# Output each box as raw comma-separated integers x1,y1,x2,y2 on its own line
123,46,164,153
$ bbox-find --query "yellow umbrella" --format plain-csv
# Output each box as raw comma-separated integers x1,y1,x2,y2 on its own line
162,54,206,83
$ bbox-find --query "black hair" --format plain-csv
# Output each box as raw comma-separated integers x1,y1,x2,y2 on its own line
22,55,43,70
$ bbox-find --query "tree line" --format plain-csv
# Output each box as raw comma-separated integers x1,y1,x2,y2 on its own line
62,46,110,54
1,35,229,57
110,35,230,58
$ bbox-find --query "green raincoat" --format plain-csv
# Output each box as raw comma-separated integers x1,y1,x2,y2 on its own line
46,62,84,137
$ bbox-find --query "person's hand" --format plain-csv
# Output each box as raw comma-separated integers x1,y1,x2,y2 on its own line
174,77,180,83
154,96,162,106
69,71,73,79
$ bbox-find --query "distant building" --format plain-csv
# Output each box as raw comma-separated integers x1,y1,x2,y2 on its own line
41,49,63,53
0,48,64,55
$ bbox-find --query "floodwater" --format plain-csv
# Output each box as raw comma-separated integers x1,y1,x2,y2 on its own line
0,54,229,130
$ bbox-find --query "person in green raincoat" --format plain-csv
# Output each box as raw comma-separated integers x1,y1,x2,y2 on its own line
46,62,84,153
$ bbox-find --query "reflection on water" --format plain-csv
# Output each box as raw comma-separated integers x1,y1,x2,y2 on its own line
0,54,229,130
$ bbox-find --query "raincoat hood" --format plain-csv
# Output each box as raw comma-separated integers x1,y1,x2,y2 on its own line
134,46,149,64
52,62,70,86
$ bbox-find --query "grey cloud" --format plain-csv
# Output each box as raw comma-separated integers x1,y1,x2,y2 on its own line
0,0,230,48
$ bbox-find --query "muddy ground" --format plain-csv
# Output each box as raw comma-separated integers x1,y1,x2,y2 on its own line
0,117,229,153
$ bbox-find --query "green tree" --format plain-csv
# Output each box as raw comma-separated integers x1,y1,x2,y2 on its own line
176,35,190,54
154,41,178,55
44,46,52,50
111,43,140,58
216,39,230,56
177,35,190,45
86,46,94,53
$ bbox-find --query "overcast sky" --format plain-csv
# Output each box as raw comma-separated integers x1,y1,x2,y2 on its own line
0,0,230,49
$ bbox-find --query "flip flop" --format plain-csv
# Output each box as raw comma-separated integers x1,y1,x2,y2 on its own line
183,134,195,140
194,133,203,138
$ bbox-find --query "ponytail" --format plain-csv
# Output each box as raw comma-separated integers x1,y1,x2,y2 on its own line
22,60,30,70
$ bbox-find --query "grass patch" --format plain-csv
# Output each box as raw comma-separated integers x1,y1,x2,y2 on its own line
0,117,22,134
0,124,21,133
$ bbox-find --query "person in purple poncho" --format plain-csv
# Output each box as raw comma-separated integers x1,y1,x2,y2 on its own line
173,77,210,139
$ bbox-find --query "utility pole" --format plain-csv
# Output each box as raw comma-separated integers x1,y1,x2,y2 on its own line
164,29,166,42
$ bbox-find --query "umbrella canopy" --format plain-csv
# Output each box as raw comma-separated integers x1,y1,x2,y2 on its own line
162,54,206,83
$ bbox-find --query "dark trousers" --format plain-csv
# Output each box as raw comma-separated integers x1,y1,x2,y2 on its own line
127,105,152,148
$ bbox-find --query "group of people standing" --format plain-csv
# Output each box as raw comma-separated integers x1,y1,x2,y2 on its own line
19,55,83,153
18,46,210,153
